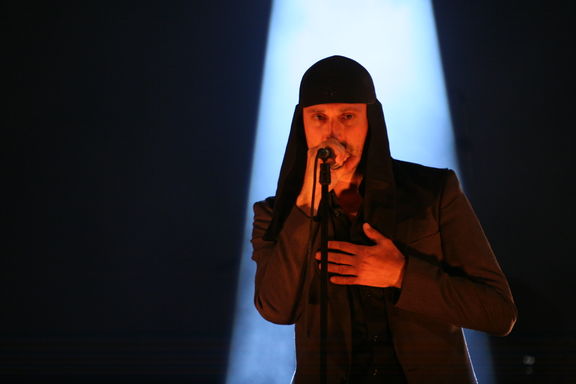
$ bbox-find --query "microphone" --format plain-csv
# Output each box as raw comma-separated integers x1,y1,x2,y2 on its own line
317,147,334,161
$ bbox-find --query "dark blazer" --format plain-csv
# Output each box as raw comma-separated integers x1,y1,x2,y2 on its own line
252,160,517,383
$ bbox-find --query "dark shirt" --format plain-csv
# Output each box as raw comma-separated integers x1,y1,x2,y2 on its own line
327,193,406,383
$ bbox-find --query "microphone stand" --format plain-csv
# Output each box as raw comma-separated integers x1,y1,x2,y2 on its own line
318,160,331,384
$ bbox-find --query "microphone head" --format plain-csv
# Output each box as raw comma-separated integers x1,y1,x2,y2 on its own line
317,147,333,161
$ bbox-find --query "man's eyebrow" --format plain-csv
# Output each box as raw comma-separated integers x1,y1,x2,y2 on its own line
305,108,325,113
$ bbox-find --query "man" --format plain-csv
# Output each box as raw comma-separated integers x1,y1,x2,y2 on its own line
251,56,516,383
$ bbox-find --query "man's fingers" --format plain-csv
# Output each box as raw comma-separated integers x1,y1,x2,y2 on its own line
330,275,357,285
315,251,355,265
326,241,359,254
326,263,356,276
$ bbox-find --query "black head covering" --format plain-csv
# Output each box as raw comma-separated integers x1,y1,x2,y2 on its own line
263,55,396,242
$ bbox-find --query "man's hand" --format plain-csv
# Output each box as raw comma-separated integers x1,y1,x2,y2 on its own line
315,223,405,288
296,141,360,215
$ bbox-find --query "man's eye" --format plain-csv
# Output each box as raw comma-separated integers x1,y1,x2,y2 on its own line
313,114,326,121
342,113,354,120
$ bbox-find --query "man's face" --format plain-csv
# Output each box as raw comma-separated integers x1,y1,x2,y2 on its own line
302,103,368,170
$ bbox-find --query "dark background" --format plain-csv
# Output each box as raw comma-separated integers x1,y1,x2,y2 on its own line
2,1,574,383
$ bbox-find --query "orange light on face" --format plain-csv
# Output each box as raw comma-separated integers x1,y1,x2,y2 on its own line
302,103,368,168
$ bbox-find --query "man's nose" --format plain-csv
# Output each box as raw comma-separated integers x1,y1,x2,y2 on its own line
325,118,342,139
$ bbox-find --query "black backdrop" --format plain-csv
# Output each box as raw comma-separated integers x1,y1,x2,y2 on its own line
433,1,575,382
2,1,574,383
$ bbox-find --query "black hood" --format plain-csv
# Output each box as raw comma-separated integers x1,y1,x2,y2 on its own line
263,56,396,242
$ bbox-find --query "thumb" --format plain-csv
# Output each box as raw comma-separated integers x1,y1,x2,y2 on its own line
363,222,386,242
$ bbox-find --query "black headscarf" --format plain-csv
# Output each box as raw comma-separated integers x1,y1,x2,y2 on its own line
263,56,396,242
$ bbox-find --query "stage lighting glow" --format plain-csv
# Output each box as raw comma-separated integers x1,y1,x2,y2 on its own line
227,1,493,383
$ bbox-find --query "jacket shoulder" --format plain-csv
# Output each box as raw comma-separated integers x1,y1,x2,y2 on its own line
392,159,455,188
254,196,276,210
253,197,278,224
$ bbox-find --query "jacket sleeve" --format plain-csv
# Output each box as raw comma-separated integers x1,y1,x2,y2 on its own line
395,170,517,336
251,200,314,325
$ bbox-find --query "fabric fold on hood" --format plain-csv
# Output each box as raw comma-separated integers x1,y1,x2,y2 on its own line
263,55,397,244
